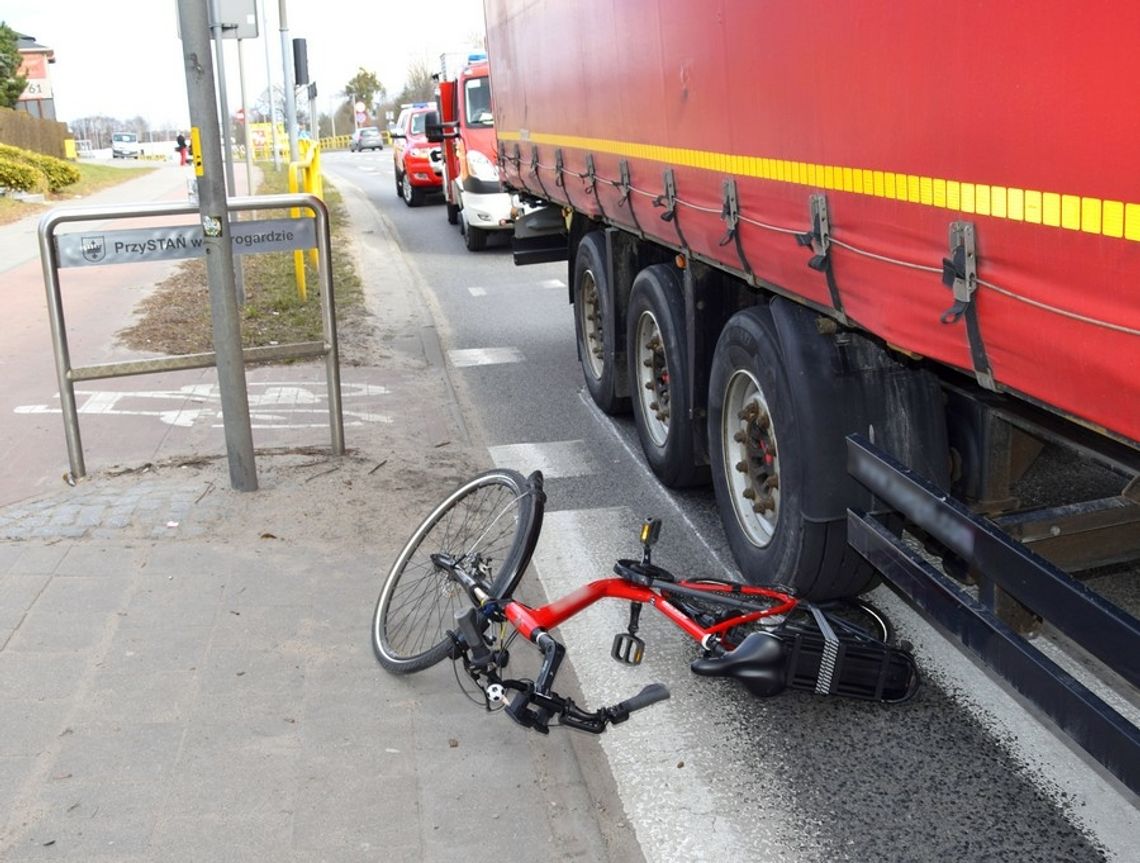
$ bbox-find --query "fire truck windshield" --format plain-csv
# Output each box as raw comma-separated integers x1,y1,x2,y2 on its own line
464,77,494,127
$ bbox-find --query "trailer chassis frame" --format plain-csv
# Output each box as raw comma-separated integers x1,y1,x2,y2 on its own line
845,434,1140,795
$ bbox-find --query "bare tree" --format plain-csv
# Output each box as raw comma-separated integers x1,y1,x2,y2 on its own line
399,57,436,104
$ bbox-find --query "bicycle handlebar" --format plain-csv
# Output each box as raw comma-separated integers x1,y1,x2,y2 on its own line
608,683,671,723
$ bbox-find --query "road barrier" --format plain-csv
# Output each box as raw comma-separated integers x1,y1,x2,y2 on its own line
37,193,345,481
289,140,323,300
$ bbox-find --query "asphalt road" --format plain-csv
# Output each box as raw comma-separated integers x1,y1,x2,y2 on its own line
322,150,1138,862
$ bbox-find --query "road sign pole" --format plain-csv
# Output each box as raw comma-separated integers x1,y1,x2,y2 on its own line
177,0,258,492
208,0,245,305
237,38,255,192
258,0,281,170
278,0,300,162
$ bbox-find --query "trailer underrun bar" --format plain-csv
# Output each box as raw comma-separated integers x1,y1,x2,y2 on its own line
844,434,1140,796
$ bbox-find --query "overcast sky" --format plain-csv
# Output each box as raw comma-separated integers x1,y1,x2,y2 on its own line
4,0,488,128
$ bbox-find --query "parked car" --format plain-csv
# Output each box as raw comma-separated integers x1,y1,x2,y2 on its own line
391,104,443,207
350,126,384,152
111,132,141,159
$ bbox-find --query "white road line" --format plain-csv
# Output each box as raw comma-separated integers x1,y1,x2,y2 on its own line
487,440,597,479
867,585,1140,858
468,287,487,297
540,278,565,289
578,389,738,578
527,508,787,863
447,347,524,367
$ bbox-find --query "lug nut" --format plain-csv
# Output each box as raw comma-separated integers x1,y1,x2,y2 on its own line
735,461,747,472
733,431,746,443
742,488,756,500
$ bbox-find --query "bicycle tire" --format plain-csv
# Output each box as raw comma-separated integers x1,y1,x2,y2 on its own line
782,599,895,645
372,469,544,674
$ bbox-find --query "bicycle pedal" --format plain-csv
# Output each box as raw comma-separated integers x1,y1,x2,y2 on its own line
611,632,646,665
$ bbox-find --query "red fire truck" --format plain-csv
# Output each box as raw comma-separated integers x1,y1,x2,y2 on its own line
431,52,516,251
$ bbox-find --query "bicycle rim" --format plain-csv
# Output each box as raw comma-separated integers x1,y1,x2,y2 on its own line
372,469,540,673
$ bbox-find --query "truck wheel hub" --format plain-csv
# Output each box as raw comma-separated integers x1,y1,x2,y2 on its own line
722,369,780,547
636,311,671,445
579,270,605,379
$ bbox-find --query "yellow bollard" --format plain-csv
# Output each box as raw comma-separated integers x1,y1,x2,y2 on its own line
287,140,327,302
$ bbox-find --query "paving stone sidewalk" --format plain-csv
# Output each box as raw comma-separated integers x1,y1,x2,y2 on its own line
0,164,641,861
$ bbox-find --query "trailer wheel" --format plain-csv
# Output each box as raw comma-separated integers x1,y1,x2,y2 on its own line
573,233,629,415
708,304,874,599
628,265,706,487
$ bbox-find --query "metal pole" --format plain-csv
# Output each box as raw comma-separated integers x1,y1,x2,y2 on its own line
36,214,85,481
309,87,317,145
177,0,258,492
237,38,254,192
312,198,345,454
279,0,299,161
258,0,281,170
208,0,245,305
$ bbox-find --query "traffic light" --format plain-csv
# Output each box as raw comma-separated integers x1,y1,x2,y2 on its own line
293,38,309,86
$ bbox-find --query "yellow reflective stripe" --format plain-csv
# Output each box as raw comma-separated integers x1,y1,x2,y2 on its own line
498,130,1138,242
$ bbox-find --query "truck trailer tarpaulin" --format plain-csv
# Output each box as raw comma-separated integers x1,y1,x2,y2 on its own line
485,0,1140,447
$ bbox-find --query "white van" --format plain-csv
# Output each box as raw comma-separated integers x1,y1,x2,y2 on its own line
111,132,141,159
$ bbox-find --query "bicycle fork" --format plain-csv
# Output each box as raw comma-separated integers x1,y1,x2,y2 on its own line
452,605,669,734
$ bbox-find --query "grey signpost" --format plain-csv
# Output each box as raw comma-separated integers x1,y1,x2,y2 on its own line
279,0,300,162
177,0,258,492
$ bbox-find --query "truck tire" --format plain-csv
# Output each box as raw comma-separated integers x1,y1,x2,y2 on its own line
708,305,870,599
573,233,629,415
447,202,459,225
627,264,707,487
395,170,404,198
708,301,948,599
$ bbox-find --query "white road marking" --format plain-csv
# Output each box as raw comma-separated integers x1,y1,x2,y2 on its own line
447,347,524,367
487,439,596,479
540,278,565,289
468,287,487,297
527,507,783,863
867,585,1140,858
14,382,393,428
578,389,738,578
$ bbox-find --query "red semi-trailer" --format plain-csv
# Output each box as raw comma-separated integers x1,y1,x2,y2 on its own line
485,1,1140,788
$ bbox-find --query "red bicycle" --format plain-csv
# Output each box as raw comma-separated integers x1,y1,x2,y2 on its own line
371,469,918,734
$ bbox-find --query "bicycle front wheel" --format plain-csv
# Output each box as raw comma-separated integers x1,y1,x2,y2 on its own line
372,469,543,673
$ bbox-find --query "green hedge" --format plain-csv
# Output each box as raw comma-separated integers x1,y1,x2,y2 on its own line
0,156,46,193
0,143,80,192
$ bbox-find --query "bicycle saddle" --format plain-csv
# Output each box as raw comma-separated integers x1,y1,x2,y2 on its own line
690,631,787,697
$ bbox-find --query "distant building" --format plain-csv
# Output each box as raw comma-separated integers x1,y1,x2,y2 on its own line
14,33,56,121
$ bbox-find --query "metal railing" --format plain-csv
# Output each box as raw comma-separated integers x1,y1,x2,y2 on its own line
37,193,345,481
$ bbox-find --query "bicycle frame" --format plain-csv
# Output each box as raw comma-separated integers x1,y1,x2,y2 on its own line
501,577,798,647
